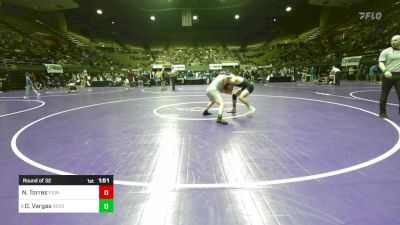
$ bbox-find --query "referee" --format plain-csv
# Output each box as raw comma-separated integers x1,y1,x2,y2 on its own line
379,35,400,118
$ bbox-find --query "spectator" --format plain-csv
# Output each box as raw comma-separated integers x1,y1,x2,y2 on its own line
24,72,40,99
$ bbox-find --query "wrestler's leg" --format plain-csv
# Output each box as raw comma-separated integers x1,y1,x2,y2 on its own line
227,89,241,113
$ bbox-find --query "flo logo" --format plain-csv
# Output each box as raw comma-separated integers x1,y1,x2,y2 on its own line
359,12,382,20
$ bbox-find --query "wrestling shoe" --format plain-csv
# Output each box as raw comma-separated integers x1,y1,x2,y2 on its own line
379,113,388,118
247,106,256,114
216,119,228,125
203,111,212,116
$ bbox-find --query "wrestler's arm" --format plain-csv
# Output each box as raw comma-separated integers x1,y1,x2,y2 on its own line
220,83,233,94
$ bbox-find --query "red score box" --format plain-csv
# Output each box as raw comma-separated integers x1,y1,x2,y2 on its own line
99,185,114,199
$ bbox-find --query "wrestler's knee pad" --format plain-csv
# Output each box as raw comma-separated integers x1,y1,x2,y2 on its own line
232,94,237,101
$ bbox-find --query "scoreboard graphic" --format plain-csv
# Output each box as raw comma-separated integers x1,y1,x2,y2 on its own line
19,175,113,213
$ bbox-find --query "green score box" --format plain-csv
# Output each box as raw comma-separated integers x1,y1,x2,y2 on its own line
99,199,114,213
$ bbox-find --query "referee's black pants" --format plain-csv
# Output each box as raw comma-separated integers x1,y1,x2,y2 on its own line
334,71,342,86
380,72,400,114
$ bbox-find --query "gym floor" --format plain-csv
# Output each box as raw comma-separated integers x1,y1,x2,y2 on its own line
1,81,399,225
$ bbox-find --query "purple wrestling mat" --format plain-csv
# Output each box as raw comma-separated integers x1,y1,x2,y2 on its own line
1,82,399,225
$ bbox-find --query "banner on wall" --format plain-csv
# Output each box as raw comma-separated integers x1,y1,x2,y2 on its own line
221,62,239,67
341,56,363,67
209,64,222,70
44,64,63,73
257,64,273,68
172,64,186,71
151,64,163,69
